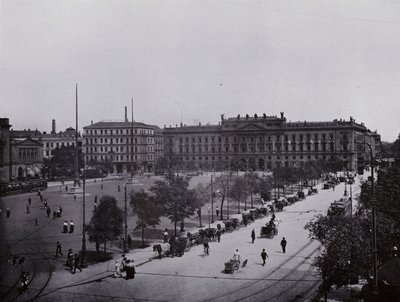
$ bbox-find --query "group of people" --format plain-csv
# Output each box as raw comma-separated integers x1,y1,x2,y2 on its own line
67,249,82,274
115,254,136,279
63,220,75,233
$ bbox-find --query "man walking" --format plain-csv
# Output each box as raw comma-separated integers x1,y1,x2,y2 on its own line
251,229,256,244
69,220,74,233
56,241,63,256
28,197,32,205
73,253,82,273
46,207,51,218
261,248,269,266
281,237,287,253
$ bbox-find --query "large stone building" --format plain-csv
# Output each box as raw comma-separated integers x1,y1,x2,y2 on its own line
9,128,44,180
42,119,82,159
0,118,12,183
163,113,381,172
83,108,160,174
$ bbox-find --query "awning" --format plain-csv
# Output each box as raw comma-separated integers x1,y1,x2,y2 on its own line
26,167,35,176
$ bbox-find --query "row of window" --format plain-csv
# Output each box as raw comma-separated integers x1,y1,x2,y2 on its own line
170,154,339,162
18,148,39,161
85,137,153,145
85,154,154,162
85,146,154,154
85,128,154,135
175,142,339,154
45,142,75,148
174,133,339,144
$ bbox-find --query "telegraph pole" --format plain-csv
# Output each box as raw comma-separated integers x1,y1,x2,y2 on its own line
211,175,214,223
123,186,129,252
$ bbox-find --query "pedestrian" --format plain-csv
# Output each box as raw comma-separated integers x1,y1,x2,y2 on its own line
251,229,255,244
28,197,32,205
163,229,169,243
44,199,48,208
46,207,51,218
281,237,287,253
58,206,63,216
203,237,209,255
233,249,241,263
26,204,30,214
69,220,74,233
6,208,11,218
63,220,68,233
20,272,29,294
40,195,43,202
93,200,98,211
56,241,63,256
73,194,77,201
118,185,121,192
243,216,248,227
67,249,74,270
65,185,68,193
216,206,219,218
125,259,135,279
96,241,100,254
216,229,221,242
261,248,269,266
114,260,122,277
73,253,82,273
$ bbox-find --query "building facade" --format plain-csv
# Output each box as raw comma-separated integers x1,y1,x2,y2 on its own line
163,113,381,172
0,118,12,183
10,129,44,180
42,119,82,159
83,120,156,174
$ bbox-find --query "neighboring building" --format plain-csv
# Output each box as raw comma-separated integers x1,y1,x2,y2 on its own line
9,128,43,180
83,108,156,174
163,113,381,172
153,125,164,165
0,118,12,183
42,119,82,159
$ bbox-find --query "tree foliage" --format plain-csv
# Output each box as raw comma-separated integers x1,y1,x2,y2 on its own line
306,159,400,294
193,183,209,227
130,189,163,247
41,145,83,179
150,173,196,236
86,195,123,255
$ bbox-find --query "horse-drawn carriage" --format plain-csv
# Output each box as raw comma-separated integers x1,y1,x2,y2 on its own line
199,228,218,241
297,191,305,200
153,243,171,259
224,259,240,273
308,187,318,195
260,218,278,238
223,218,240,232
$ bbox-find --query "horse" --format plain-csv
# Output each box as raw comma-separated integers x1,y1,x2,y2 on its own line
153,243,171,259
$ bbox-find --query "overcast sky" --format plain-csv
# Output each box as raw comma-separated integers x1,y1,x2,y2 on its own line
1,0,399,141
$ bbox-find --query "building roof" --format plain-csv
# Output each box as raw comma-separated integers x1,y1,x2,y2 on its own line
84,121,155,130
42,127,79,138
11,129,42,138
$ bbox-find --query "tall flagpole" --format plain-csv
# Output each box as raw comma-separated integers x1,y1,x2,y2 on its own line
131,98,134,178
74,83,79,187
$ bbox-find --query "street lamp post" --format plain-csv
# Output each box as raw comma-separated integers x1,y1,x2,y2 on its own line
365,142,378,295
123,186,129,252
208,207,211,228
211,175,214,223
80,168,87,268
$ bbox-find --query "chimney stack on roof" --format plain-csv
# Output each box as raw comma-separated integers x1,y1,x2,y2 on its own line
125,106,128,122
51,119,56,134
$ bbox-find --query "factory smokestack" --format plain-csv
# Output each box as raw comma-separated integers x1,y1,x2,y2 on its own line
125,106,128,122
51,119,56,134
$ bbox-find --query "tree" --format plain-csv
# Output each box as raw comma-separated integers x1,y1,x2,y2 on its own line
230,176,245,213
155,156,169,174
150,173,196,236
130,190,163,248
305,214,372,298
193,183,209,227
41,145,83,179
213,174,232,220
86,195,123,256
256,175,273,202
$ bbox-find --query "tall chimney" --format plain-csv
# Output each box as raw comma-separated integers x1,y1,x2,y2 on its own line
51,119,56,134
125,106,128,122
